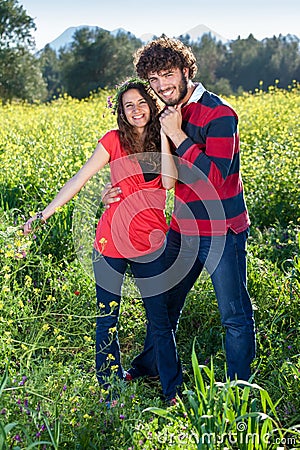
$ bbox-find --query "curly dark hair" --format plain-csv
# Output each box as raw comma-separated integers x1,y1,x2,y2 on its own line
133,35,198,80
116,79,161,160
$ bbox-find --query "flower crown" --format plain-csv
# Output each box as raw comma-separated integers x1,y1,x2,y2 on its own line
107,77,150,114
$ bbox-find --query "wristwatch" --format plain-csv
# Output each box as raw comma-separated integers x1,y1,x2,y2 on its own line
36,211,46,224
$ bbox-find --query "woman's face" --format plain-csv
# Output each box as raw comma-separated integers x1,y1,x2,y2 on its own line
122,89,151,133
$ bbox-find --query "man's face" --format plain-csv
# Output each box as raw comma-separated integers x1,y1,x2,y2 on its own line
148,67,189,106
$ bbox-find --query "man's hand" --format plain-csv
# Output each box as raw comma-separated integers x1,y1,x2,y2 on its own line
159,105,186,147
101,183,122,209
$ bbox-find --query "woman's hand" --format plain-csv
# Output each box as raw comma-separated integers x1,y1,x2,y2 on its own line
23,211,47,235
23,215,38,235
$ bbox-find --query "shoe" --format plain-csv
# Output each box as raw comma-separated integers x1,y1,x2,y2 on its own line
167,398,177,407
124,371,133,382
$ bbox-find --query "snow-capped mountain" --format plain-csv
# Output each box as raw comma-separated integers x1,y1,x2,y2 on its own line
45,25,100,52
140,24,228,44
43,24,228,52
180,24,228,43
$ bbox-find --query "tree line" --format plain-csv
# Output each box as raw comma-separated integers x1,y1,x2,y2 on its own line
1,0,300,104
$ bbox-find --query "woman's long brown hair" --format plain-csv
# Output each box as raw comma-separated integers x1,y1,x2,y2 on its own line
116,80,161,156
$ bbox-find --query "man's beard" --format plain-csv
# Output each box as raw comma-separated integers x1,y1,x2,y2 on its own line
158,72,188,106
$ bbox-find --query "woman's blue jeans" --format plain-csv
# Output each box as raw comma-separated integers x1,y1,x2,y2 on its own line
92,248,183,400
131,228,256,381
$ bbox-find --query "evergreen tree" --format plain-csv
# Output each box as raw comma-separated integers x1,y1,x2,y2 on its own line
262,35,300,89
190,34,230,94
0,0,47,103
59,28,141,99
39,44,62,100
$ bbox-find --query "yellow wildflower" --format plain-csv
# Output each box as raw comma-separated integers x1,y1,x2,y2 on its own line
109,300,118,309
99,237,108,253
24,275,32,287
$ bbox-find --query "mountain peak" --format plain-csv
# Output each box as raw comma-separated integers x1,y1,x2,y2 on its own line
45,25,100,52
45,24,229,52
182,24,228,43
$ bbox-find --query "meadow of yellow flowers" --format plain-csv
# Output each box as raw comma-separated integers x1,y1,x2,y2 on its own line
0,85,299,230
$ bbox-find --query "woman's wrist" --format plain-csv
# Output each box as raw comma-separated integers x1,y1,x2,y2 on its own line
36,211,47,224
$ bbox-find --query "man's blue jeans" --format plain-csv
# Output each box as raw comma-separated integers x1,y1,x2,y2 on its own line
92,247,183,400
130,228,256,381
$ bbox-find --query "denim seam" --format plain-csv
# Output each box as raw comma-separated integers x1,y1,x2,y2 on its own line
233,233,248,321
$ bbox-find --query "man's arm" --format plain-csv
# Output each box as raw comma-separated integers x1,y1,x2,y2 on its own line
161,104,239,188
101,183,122,209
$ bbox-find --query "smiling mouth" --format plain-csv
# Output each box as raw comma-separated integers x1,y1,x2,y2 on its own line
160,88,174,98
133,114,144,119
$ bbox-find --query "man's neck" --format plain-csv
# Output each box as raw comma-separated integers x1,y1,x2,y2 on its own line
179,81,196,107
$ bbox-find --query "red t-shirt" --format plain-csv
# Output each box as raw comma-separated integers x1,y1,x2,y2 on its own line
94,130,168,258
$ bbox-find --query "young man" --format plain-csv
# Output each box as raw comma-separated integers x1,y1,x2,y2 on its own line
104,36,256,382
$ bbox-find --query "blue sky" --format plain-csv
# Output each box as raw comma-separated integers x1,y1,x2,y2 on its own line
20,0,300,49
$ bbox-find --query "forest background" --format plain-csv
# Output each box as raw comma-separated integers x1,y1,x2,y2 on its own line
0,0,300,103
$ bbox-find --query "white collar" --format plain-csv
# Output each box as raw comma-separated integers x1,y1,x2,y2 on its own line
187,82,206,105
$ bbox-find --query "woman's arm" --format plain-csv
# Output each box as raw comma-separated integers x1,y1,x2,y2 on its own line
23,142,110,234
160,129,178,190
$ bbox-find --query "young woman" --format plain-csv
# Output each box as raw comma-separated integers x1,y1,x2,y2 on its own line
23,79,182,403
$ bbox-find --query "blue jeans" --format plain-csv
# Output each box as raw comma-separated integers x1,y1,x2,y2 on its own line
131,228,256,381
92,247,183,400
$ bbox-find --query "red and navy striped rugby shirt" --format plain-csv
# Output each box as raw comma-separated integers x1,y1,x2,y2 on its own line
170,83,250,236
